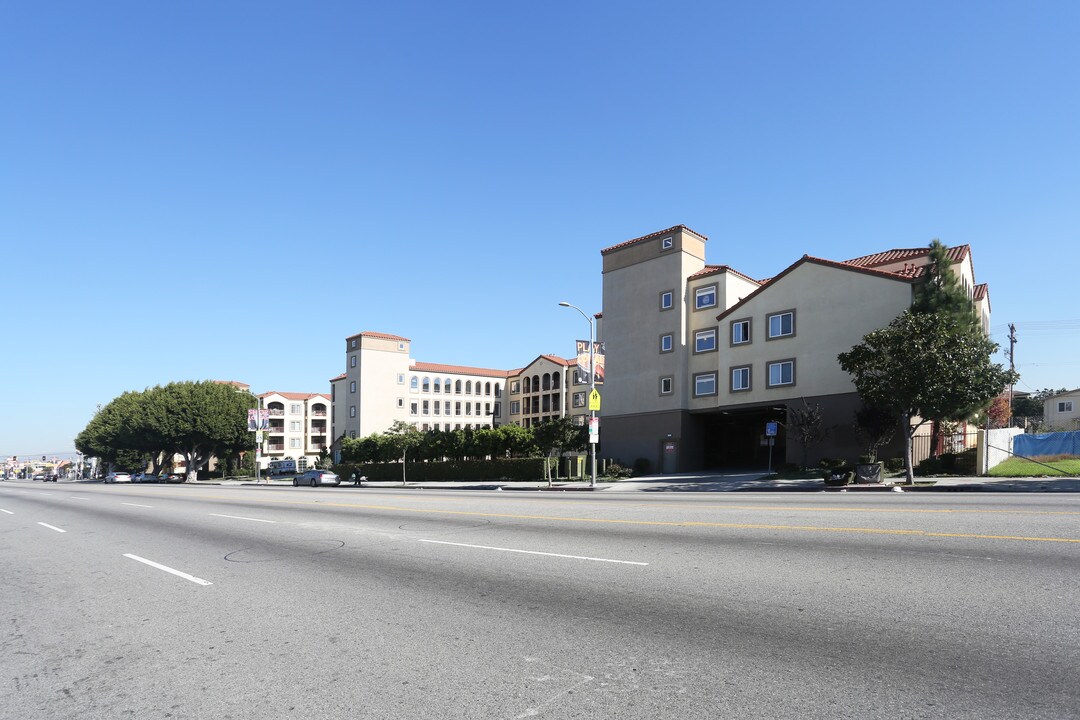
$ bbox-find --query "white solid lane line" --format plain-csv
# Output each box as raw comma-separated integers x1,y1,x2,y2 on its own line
121,503,153,508
0,509,13,515
70,496,90,500
208,513,276,523
123,554,213,586
417,539,649,566
38,522,67,533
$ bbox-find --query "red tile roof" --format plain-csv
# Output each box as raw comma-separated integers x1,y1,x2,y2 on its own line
600,225,708,255
258,391,332,401
411,361,511,378
329,373,346,382
843,245,971,279
345,331,411,342
213,380,251,390
688,264,761,285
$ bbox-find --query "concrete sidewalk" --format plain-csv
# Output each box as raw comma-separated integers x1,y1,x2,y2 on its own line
231,472,1080,493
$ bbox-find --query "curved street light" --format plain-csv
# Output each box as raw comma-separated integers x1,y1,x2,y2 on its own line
558,301,597,487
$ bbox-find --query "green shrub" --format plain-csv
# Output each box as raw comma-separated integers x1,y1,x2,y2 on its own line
604,462,633,480
884,457,905,472
955,448,977,474
333,457,549,482
915,456,943,476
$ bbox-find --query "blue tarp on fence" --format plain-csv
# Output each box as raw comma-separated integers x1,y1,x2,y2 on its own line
1012,431,1080,458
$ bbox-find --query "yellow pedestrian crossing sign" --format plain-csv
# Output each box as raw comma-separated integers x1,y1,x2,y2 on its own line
588,389,601,411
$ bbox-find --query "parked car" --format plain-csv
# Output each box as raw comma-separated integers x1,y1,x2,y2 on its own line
293,470,340,487
45,474,58,482
105,472,132,483
133,473,159,483
32,474,44,481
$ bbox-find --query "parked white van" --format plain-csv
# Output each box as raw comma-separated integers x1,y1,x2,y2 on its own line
267,460,298,476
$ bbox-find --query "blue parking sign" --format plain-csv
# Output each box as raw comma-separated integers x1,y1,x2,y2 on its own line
765,421,778,437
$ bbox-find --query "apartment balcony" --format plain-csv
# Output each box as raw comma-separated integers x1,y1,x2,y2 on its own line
268,426,285,435
311,411,327,417
266,445,285,453
267,409,285,416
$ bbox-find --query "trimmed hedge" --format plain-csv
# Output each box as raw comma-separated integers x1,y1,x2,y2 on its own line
333,457,552,482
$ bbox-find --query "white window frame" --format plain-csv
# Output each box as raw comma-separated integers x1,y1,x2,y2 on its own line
350,355,357,367
731,366,751,392
660,290,674,310
695,285,717,310
767,311,795,339
767,360,795,387
349,405,356,418
661,236,673,250
349,381,356,393
1058,400,1074,413
731,319,751,345
694,328,717,353
660,334,673,353
660,376,673,395
693,372,717,397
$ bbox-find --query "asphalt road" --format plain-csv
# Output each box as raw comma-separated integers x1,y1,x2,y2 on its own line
2,481,1078,719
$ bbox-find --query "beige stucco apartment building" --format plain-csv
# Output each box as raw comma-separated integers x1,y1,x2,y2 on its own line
600,225,991,473
257,391,331,470
1044,389,1080,431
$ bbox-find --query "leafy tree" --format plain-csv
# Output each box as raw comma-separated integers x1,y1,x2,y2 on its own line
838,310,1018,483
911,239,978,329
986,395,1012,429
852,403,899,463
386,420,423,484
787,401,827,470
533,417,588,486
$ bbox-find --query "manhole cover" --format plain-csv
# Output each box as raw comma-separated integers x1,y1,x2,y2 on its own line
225,539,345,563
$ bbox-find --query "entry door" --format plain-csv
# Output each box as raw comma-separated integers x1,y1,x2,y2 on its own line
662,440,678,474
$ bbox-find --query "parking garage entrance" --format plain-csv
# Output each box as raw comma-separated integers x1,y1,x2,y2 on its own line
698,405,788,471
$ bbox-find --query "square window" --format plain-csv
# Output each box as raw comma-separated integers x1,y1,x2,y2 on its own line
731,319,751,345
767,311,795,339
661,236,673,250
660,376,673,395
694,372,717,397
660,334,673,353
694,328,717,353
695,285,717,310
767,360,795,387
350,339,357,349
660,290,674,310
731,366,751,392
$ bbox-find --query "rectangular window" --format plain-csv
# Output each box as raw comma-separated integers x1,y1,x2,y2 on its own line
695,285,717,310
694,328,717,353
290,404,302,414
410,402,418,416
349,381,356,393
731,319,751,345
511,380,521,394
455,402,462,416
660,290,674,310
350,355,357,367
767,311,795,339
767,360,795,387
444,401,450,415
397,374,405,384
731,366,751,392
660,334,673,353
290,421,301,431
434,401,440,415
289,438,301,449
573,392,586,408
350,339,357,349
349,405,356,418
660,376,673,395
465,403,472,415
422,400,429,415
574,371,588,385
397,398,404,408
1059,401,1074,413
694,372,717,397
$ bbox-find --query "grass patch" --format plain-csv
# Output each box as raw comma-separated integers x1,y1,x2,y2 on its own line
989,455,1080,477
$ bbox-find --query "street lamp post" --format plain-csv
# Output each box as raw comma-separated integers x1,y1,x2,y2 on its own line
558,301,597,487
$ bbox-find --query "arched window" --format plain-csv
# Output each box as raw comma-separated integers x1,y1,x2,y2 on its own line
532,375,540,392
434,378,441,393
466,380,472,395
455,379,462,393
485,382,491,395
542,374,551,391
523,377,531,393
446,378,452,394
410,376,418,390
422,377,430,392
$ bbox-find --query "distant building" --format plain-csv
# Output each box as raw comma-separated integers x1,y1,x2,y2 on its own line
1044,389,1080,430
599,225,992,472
258,391,332,470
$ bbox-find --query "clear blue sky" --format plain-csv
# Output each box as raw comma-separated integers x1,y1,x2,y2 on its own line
2,1,1078,459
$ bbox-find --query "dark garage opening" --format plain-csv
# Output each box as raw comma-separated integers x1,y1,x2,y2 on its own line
699,406,787,470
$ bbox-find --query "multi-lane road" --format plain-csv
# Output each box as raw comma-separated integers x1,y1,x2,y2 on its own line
2,480,1078,719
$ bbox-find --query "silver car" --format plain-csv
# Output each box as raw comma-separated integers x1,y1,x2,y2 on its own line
105,472,132,483
293,470,340,487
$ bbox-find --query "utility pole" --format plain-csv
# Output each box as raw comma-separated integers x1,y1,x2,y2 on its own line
1008,322,1017,417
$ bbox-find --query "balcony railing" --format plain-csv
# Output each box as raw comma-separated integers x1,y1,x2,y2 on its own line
311,411,327,417
267,445,284,452
267,409,285,416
